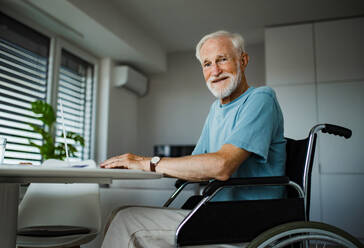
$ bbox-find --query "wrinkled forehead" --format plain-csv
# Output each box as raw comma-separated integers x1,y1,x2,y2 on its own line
200,36,237,62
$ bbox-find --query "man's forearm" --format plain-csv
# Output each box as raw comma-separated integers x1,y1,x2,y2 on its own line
149,144,250,181
101,144,250,181
152,153,226,181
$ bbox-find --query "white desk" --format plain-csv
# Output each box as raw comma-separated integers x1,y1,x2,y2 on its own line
0,164,163,248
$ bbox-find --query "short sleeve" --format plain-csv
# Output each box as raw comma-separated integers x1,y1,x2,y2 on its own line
192,102,217,155
192,116,210,155
225,92,277,162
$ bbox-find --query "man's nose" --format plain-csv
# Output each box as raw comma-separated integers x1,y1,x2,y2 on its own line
211,63,222,76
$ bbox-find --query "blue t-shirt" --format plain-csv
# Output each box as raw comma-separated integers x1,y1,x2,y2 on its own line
192,86,286,201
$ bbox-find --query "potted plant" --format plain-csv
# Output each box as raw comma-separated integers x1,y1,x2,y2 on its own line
28,100,84,161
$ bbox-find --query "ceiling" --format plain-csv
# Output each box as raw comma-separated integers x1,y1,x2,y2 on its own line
110,0,364,52
2,0,363,74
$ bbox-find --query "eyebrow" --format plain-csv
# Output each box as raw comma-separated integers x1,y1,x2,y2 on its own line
203,59,210,64
203,54,228,64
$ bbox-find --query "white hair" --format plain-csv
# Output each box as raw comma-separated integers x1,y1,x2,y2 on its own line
195,30,245,62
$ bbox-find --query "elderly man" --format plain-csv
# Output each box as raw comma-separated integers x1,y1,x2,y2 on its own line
101,30,286,247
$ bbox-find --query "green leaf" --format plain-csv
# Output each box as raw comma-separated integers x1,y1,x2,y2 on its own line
66,132,85,147
28,140,41,150
31,100,56,127
68,144,77,157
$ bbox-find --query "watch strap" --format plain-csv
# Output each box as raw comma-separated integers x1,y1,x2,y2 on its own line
150,157,161,172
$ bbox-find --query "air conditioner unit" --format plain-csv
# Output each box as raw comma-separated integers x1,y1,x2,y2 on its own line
113,66,148,96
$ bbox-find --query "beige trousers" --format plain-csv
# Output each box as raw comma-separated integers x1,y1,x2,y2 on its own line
102,206,247,248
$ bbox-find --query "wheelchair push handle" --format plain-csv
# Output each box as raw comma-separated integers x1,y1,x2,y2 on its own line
322,124,352,139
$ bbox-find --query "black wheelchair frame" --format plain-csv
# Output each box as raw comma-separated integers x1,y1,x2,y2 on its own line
164,124,363,247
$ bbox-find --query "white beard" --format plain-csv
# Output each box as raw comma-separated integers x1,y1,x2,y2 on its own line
207,67,242,100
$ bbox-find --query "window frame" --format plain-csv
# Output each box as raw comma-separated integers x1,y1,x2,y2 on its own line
1,9,99,162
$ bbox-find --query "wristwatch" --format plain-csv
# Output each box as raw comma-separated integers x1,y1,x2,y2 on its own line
150,156,161,172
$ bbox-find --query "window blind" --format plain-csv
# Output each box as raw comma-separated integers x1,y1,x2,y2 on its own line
55,49,94,161
0,13,50,165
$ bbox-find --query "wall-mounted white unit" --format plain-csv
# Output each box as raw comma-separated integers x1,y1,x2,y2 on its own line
113,66,148,96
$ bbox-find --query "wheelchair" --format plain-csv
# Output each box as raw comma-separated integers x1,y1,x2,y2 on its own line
164,124,363,247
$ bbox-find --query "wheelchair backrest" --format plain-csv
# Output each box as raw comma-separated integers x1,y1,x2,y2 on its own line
285,135,317,220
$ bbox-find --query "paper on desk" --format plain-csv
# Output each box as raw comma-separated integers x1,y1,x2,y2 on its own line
42,159,96,168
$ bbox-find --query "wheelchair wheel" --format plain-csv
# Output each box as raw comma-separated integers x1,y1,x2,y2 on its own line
247,221,363,248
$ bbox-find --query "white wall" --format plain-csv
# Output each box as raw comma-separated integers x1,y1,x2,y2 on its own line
138,44,266,155
245,43,266,86
107,76,139,157
96,58,140,163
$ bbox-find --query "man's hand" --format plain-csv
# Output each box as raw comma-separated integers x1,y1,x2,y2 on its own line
100,153,150,171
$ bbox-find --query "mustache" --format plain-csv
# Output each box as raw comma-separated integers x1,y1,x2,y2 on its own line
207,73,233,84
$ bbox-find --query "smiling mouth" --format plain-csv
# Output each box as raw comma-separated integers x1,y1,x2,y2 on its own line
212,76,229,83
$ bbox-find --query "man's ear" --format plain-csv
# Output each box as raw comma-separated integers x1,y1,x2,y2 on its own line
241,52,249,67
240,52,249,71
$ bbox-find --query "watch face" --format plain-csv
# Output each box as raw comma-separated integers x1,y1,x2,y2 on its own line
151,156,160,164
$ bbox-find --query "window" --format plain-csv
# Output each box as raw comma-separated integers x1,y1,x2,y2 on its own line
0,12,96,164
56,50,94,160
0,13,50,165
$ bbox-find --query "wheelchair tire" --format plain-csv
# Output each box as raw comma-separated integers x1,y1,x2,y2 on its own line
247,221,363,248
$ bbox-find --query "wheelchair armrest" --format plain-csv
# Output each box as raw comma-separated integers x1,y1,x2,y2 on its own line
164,179,209,207
175,179,194,188
167,176,290,208
203,176,290,197
175,179,209,188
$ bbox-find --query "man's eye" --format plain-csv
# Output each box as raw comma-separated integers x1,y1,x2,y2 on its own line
203,63,211,67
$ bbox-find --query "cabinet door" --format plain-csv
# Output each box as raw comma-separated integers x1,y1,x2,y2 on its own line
315,17,364,82
321,174,364,239
272,84,317,139
265,24,315,85
318,81,364,173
